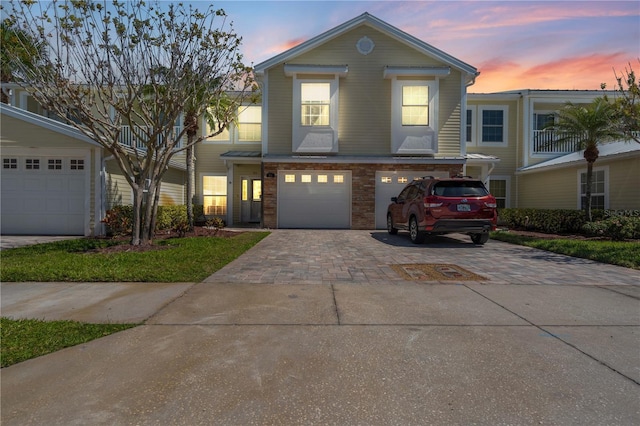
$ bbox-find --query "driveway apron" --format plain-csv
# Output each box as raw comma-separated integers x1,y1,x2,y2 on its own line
2,230,639,425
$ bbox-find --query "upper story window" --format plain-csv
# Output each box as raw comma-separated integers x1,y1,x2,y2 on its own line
301,83,330,126
402,86,429,126
534,112,555,131
466,107,477,145
479,106,508,146
390,79,438,154
237,106,262,142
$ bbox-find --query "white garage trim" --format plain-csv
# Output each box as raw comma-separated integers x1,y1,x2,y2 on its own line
277,170,351,229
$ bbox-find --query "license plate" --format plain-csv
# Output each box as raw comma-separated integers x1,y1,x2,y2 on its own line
457,204,471,212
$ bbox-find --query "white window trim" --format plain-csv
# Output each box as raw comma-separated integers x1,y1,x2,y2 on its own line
202,115,232,144
292,77,339,153
390,79,438,155
577,166,609,210
488,175,511,208
466,106,477,146
478,105,508,147
201,174,229,217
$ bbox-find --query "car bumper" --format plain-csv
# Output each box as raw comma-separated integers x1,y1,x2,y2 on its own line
424,219,495,234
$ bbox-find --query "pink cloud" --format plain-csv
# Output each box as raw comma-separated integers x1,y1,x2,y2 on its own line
472,52,633,92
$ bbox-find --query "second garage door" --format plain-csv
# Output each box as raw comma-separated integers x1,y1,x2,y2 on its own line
278,171,351,228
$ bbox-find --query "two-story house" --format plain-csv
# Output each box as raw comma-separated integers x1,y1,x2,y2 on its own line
2,12,638,236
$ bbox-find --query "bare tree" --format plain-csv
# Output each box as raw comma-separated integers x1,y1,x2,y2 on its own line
611,61,640,143
5,0,255,245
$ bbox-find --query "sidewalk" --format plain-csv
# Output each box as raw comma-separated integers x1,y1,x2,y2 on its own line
2,231,639,425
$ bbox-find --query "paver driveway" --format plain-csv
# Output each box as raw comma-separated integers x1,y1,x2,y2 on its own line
2,230,639,425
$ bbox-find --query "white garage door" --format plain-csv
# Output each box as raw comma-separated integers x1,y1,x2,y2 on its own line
1,155,88,235
374,171,448,229
278,171,351,228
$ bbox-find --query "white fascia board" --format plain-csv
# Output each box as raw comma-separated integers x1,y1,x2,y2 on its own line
383,66,450,79
284,64,348,77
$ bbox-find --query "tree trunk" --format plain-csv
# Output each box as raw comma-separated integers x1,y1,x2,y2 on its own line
584,161,594,222
186,143,195,228
131,185,144,246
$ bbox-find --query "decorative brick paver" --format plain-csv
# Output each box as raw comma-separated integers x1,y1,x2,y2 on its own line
206,230,640,286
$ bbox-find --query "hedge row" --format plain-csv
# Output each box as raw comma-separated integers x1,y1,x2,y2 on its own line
102,204,222,236
498,208,640,240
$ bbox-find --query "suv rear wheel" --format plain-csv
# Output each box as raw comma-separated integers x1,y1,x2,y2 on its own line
387,214,398,235
409,217,426,244
470,233,489,245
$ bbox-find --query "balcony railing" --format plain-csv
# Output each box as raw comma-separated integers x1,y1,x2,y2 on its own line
119,125,184,150
532,130,581,154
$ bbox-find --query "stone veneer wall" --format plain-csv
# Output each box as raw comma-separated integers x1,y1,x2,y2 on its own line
262,162,463,229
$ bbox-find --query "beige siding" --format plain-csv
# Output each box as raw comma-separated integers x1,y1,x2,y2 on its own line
105,161,185,207
518,155,640,210
265,25,463,157
518,168,576,209
608,156,640,210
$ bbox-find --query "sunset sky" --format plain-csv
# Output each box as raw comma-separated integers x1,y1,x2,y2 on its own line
209,0,640,93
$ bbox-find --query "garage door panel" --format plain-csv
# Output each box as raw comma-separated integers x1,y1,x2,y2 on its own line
278,171,351,229
1,155,87,235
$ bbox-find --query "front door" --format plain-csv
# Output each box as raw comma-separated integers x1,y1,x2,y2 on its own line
241,177,262,223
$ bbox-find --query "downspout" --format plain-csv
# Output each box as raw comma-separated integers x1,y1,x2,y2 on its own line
515,94,521,208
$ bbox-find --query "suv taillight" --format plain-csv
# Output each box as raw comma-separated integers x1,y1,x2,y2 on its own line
424,196,442,208
484,202,497,208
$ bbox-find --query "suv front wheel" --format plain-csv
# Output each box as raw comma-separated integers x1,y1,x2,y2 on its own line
409,217,426,244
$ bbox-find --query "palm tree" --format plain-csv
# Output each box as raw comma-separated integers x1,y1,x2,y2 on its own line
548,97,625,221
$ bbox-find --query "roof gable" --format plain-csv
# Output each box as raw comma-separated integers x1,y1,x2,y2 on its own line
0,103,100,147
254,12,478,81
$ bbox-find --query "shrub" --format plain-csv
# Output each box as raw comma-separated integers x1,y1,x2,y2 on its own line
155,205,188,232
206,217,225,229
582,216,640,240
101,205,133,236
498,208,587,234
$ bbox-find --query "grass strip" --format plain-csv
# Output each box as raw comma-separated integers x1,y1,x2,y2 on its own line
1,317,136,368
491,232,640,270
0,231,270,282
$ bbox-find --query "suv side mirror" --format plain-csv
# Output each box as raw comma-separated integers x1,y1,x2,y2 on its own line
391,197,398,203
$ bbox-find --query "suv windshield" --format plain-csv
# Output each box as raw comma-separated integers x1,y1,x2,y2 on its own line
432,181,489,197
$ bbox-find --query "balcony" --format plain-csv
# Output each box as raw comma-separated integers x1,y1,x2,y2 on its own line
119,125,184,150
532,130,581,154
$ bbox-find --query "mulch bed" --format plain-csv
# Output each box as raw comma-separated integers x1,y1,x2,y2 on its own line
88,227,244,254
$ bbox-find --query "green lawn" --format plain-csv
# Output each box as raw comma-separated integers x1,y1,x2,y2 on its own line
1,317,137,367
0,231,270,282
490,231,640,270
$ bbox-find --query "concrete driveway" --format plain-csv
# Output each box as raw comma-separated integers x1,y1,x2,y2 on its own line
2,230,639,425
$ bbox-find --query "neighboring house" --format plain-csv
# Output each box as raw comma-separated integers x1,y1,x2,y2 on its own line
2,13,638,235
466,90,640,211
1,94,187,236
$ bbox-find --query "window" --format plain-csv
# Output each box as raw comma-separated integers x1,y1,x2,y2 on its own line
479,106,508,145
534,113,555,131
70,159,85,170
237,106,261,141
333,175,344,184
301,174,312,183
380,176,392,184
285,174,296,183
292,78,339,153
301,83,330,126
204,109,230,142
25,158,40,170
402,86,428,126
390,80,437,154
398,177,408,184
203,176,227,216
580,169,606,210
489,179,507,209
317,175,328,183
3,158,17,169
48,159,62,170
466,109,473,143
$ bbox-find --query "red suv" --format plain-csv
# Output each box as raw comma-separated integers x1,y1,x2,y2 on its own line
386,176,498,244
